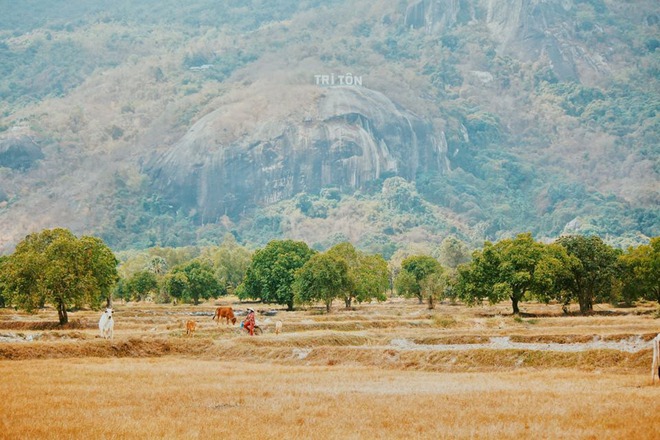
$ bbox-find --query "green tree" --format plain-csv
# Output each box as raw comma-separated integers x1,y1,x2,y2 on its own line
556,235,619,314
147,256,168,276
237,240,315,310
125,270,159,301
209,233,252,292
146,256,169,303
395,255,444,308
354,254,389,304
456,233,570,314
619,237,660,304
293,253,351,312
165,259,224,305
326,242,389,308
381,177,426,213
0,255,7,308
438,235,471,269
0,228,118,324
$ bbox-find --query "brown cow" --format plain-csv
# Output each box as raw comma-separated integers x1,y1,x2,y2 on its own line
185,320,197,337
212,306,237,325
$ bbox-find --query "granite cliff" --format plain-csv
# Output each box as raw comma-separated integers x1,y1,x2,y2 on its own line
148,84,449,221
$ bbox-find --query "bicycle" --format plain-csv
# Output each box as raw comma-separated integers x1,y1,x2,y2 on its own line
239,321,263,335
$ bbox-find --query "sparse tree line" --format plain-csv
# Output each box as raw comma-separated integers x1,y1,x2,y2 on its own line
0,228,658,324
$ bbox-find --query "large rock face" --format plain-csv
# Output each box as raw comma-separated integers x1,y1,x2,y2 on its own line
405,0,581,80
0,134,44,171
148,85,449,221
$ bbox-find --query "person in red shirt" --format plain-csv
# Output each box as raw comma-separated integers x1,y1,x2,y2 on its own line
243,308,256,336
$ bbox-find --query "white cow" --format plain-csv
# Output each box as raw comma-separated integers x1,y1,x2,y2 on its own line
99,308,114,340
652,333,660,384
275,320,283,335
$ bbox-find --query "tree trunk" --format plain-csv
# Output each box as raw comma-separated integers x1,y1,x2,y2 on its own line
57,301,68,325
325,300,332,313
511,296,520,315
417,294,423,304
578,296,592,314
345,297,352,309
427,295,434,310
287,299,294,311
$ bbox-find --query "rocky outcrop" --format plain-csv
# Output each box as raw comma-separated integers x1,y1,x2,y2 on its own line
404,0,581,80
0,135,44,171
484,0,579,80
148,85,449,221
405,0,473,32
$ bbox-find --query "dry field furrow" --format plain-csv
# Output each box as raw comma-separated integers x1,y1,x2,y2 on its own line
1,298,659,439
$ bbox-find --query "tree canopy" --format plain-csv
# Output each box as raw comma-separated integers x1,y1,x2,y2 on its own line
395,254,445,309
619,237,660,304
556,235,619,314
125,270,159,302
455,233,571,314
293,253,351,313
326,242,389,308
205,233,252,292
164,259,224,305
0,228,118,324
237,239,315,310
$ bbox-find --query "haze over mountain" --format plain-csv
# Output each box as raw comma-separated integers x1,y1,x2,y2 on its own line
0,0,658,255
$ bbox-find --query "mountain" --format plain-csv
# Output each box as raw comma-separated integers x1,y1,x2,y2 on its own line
0,0,658,255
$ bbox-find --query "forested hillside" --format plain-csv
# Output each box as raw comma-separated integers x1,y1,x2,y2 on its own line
0,0,657,254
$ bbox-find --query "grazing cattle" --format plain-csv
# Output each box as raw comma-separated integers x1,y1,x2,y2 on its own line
275,320,283,335
212,306,237,325
186,320,197,337
99,308,114,340
652,333,660,384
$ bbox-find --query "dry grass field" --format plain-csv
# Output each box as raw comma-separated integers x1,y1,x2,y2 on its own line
1,297,659,439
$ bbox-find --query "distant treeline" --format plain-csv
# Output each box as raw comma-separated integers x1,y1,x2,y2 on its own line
1,229,657,323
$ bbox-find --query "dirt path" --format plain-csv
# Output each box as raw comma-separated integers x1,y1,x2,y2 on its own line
389,335,652,353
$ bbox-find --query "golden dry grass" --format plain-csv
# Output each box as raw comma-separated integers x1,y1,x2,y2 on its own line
0,360,658,440
0,297,659,439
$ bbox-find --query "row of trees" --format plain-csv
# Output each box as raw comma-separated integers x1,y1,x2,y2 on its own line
115,234,251,305
0,228,658,324
210,233,659,315
455,234,659,314
237,241,390,312
392,233,658,315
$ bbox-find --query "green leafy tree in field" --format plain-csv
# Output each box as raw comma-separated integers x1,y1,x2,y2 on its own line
163,271,187,302
355,254,389,304
237,240,315,310
126,270,159,302
556,235,619,314
326,242,389,308
0,228,118,324
395,255,445,308
455,243,501,308
146,256,169,302
618,237,660,304
0,255,8,307
293,253,351,313
164,259,224,305
207,233,252,292
147,256,168,276
455,233,570,314
438,235,471,269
